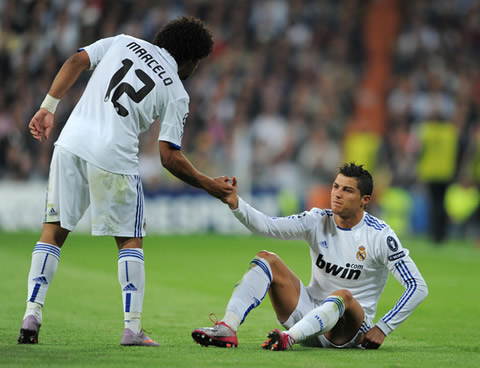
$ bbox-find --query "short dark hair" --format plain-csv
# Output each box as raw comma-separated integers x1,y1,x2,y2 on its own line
338,162,373,196
153,16,214,65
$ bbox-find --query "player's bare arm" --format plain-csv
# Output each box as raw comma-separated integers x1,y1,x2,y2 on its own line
159,141,233,199
29,50,90,141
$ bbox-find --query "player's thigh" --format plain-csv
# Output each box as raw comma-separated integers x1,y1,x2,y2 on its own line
44,146,90,232
87,164,145,237
280,282,315,329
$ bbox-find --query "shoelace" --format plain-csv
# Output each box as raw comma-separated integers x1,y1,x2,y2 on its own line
285,333,295,350
208,313,220,326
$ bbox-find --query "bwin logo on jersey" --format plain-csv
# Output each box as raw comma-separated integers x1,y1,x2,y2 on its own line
315,254,361,280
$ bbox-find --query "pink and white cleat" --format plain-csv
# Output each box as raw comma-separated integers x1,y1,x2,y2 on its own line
261,329,295,351
192,314,238,348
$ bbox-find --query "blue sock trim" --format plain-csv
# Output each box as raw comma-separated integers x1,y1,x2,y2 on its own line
118,249,144,262
323,296,345,318
250,258,272,283
33,243,61,261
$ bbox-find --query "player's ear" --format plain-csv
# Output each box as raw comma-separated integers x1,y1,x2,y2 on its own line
360,194,371,209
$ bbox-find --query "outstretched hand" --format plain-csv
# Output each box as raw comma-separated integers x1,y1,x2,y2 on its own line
222,176,239,210
206,175,234,200
359,326,385,349
29,108,54,141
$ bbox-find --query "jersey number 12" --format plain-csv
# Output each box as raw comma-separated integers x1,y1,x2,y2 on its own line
104,58,155,117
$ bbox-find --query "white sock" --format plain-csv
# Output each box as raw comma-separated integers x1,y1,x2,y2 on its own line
118,248,145,334
24,302,43,323
222,257,272,332
24,242,61,323
288,295,345,342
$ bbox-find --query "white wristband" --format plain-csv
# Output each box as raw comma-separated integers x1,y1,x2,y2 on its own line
40,94,60,114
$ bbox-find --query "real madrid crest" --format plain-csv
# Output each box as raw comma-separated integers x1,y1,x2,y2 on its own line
356,246,366,261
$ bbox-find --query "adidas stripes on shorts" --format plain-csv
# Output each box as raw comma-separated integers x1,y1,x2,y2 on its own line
44,146,146,237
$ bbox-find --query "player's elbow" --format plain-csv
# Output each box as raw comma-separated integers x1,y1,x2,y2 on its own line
160,153,176,172
417,281,429,302
159,143,177,171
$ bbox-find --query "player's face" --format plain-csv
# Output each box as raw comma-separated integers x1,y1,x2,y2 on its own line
331,174,370,217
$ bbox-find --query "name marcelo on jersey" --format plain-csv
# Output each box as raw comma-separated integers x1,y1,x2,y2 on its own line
315,254,362,280
126,42,173,86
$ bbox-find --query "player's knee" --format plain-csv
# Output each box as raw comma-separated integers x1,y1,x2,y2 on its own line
333,289,353,304
256,250,278,264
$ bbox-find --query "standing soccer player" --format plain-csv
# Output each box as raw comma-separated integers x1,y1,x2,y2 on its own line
192,163,428,350
19,16,233,346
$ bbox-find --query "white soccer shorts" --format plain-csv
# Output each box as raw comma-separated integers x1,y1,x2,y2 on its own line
44,146,146,237
281,283,373,348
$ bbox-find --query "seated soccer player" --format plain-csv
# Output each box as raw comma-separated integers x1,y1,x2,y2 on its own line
192,163,428,350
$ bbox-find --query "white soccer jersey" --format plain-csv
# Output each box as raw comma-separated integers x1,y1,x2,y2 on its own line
232,198,428,336
56,35,189,174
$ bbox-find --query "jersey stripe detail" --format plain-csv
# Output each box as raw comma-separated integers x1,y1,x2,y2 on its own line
359,321,370,334
364,214,387,230
382,260,417,323
365,214,386,228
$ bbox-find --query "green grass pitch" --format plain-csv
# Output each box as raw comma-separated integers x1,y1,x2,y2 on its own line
1,231,479,367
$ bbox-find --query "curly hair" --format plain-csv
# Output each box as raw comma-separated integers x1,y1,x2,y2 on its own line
153,16,214,65
338,162,373,197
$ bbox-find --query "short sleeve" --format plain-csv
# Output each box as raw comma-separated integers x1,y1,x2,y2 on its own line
80,36,119,70
158,97,189,149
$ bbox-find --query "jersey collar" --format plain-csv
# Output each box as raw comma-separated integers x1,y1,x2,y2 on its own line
159,48,178,71
334,211,366,231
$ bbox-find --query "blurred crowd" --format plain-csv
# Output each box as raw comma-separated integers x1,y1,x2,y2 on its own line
1,0,480,243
